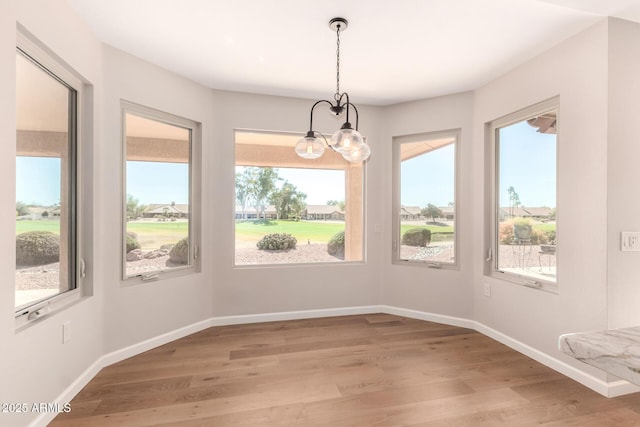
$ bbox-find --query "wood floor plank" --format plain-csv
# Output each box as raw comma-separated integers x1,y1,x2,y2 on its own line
51,314,640,426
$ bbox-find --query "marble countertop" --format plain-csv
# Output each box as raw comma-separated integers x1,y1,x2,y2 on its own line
559,327,640,386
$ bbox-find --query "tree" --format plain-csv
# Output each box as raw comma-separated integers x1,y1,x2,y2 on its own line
235,172,251,219
421,203,443,223
272,182,307,220
236,167,281,220
507,186,521,217
126,194,147,221
16,201,29,217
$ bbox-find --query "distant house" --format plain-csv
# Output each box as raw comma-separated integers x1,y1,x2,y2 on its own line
144,203,189,218
400,206,422,220
303,205,344,221
522,206,553,219
499,206,553,221
439,206,455,220
235,205,277,220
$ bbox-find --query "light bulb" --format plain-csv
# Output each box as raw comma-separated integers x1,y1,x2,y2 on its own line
330,127,364,153
295,135,325,159
342,140,371,162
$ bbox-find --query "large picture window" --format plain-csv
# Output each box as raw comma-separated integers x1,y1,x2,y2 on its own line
15,43,80,315
393,130,458,267
488,98,558,289
122,103,200,281
234,130,364,266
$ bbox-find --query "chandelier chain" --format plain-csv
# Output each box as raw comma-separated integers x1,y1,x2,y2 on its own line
335,25,341,101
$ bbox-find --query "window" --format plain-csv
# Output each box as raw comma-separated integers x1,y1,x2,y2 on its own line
234,130,364,266
15,33,84,320
122,102,200,281
487,98,558,290
392,130,458,267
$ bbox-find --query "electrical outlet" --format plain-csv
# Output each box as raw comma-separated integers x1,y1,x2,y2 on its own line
483,283,491,297
62,321,71,344
621,232,640,251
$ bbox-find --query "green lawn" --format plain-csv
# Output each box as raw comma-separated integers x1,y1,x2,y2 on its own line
127,221,188,250
400,224,454,235
533,222,556,233
16,219,190,250
235,220,344,243
16,220,61,234
16,219,456,247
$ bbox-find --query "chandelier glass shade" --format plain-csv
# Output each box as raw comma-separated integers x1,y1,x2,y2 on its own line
295,18,371,163
294,132,325,159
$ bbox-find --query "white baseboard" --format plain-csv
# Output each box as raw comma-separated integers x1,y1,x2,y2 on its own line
474,322,613,397
209,305,382,327
381,305,476,329
101,318,214,367
607,379,640,397
33,305,638,426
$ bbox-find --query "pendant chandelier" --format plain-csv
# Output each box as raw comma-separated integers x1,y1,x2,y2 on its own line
295,17,371,163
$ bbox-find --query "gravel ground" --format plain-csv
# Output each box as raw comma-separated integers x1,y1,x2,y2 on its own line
16,243,555,290
235,243,343,265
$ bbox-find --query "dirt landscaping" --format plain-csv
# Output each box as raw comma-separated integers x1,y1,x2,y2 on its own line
16,242,556,292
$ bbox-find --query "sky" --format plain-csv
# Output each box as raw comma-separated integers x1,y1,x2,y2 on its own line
401,144,455,207
16,121,556,209
16,157,61,206
400,119,556,209
126,161,189,205
236,166,345,205
498,120,556,208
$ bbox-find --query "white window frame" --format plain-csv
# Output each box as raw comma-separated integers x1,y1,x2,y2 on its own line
392,129,460,269
15,27,89,329
121,101,201,283
485,97,559,293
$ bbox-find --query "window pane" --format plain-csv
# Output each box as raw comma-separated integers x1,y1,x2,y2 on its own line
234,131,363,266
496,112,557,283
124,112,191,278
16,51,76,310
397,135,456,264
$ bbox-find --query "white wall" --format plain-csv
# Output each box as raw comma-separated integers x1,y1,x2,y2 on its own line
472,20,610,380
607,18,640,329
380,92,475,320
101,46,214,352
1,1,104,426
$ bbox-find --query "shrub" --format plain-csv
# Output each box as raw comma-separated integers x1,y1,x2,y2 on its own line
499,222,515,245
169,237,190,264
545,230,556,244
16,231,60,266
530,229,549,245
327,231,345,258
256,233,297,251
401,228,431,247
500,218,552,245
126,232,141,253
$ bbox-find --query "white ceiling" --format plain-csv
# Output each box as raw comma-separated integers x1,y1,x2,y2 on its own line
67,0,640,106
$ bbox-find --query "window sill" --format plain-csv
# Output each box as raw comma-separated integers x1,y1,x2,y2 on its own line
122,264,200,286
488,270,558,294
15,289,84,331
393,259,459,271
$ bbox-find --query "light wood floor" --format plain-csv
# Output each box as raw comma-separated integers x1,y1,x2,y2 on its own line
51,314,640,426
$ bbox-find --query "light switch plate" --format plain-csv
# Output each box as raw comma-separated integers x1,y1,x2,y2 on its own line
483,283,491,297
62,321,71,343
621,232,640,251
